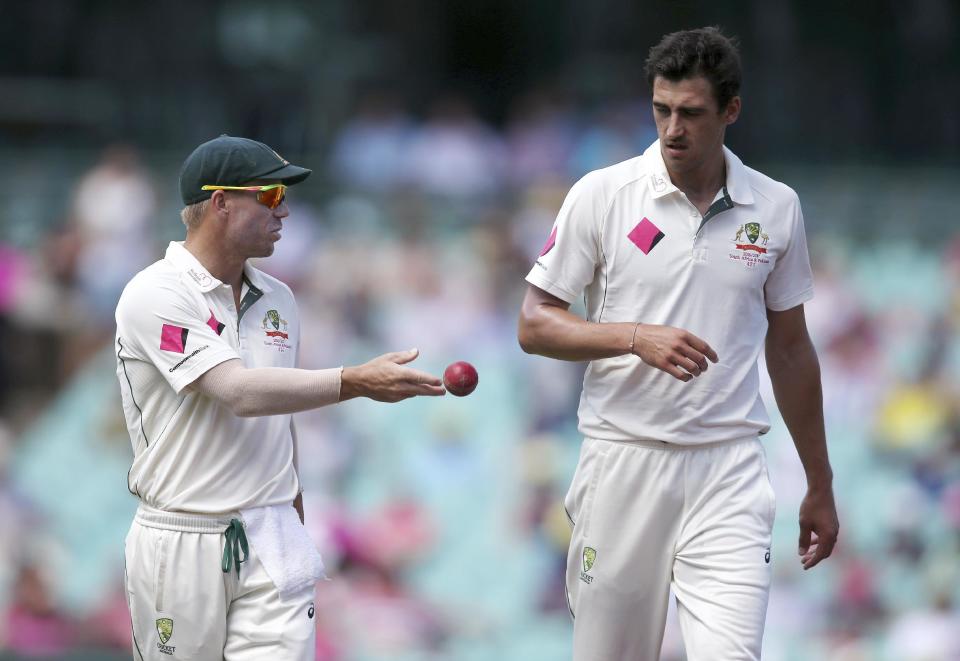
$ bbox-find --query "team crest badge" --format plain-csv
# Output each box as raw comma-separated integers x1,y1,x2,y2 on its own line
265,309,283,332
156,618,173,644
733,222,769,252
262,309,293,352
580,547,597,584
262,309,289,339
730,222,772,268
582,547,596,572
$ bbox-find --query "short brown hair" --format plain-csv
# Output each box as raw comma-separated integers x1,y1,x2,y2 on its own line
645,27,742,110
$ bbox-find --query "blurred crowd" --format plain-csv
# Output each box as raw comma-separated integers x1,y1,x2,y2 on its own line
0,94,958,660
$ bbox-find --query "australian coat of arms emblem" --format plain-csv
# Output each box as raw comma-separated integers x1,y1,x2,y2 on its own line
262,309,289,340
734,222,769,253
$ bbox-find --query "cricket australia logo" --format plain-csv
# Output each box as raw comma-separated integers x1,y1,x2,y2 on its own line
734,222,769,252
580,547,597,584
729,222,771,268
262,309,293,352
156,618,176,655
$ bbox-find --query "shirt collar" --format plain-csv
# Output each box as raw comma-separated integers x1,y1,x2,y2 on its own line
643,140,755,205
643,141,679,199
165,241,273,294
166,242,221,292
242,263,273,294
721,145,755,205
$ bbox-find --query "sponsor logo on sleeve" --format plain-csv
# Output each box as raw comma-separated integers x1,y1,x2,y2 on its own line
169,345,209,372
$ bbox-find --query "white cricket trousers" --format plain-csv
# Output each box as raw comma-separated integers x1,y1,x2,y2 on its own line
565,436,775,661
124,505,317,660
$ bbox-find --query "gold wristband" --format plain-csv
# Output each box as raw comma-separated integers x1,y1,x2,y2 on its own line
629,322,641,355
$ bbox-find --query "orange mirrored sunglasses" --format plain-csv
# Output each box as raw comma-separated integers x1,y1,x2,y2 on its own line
201,183,287,209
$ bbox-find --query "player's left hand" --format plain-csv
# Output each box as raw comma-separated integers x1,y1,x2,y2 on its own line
797,486,839,570
293,492,304,524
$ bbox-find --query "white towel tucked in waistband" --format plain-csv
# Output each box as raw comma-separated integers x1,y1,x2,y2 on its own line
240,503,326,601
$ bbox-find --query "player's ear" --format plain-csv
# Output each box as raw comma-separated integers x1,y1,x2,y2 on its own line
211,190,229,215
724,96,741,125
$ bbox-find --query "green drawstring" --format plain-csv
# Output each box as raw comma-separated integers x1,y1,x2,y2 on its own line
222,518,249,577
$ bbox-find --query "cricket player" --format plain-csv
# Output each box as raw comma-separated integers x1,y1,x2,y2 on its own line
517,28,839,660
115,135,445,660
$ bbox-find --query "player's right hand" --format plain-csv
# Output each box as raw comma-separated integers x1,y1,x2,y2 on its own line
631,324,719,381
340,348,446,402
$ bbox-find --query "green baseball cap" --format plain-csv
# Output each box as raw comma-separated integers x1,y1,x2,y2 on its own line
179,135,311,205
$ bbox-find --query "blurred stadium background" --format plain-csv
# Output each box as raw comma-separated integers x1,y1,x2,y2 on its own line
1,1,959,660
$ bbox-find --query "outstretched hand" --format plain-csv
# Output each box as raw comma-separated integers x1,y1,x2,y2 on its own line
632,324,719,381
340,348,446,402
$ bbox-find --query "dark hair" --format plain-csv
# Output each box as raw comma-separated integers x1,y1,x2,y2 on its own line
645,27,742,110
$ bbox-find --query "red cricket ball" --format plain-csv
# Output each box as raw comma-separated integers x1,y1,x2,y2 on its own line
443,361,478,397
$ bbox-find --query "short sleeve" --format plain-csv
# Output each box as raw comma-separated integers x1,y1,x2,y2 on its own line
525,173,604,303
764,193,814,311
289,287,301,367
116,275,241,393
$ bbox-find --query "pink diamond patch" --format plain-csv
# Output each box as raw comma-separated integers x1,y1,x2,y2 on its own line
628,218,665,254
206,310,225,336
539,226,558,257
160,324,188,353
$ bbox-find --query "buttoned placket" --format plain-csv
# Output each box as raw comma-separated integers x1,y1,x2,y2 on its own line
235,275,264,352
689,187,736,264
231,283,244,347
644,143,752,264
677,193,707,262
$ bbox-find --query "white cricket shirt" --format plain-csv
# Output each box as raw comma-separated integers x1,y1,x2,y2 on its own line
526,140,814,444
115,242,301,513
